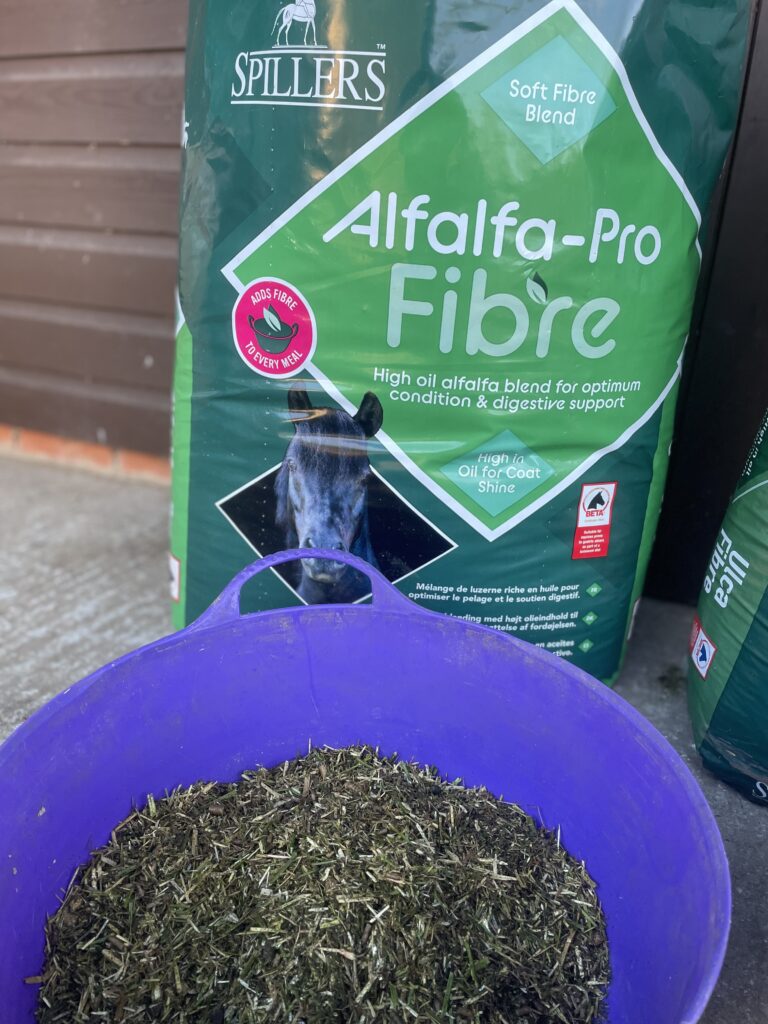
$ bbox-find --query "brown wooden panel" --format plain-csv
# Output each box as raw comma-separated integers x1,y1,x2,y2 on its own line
0,226,178,316
0,0,188,58
0,145,180,234
0,53,184,145
0,365,170,454
0,299,173,391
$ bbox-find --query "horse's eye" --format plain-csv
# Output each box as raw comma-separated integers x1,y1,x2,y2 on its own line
286,457,296,471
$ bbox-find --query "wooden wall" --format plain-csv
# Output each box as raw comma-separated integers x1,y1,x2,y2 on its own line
0,0,187,454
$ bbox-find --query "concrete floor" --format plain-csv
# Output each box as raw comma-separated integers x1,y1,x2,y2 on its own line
1,455,766,1022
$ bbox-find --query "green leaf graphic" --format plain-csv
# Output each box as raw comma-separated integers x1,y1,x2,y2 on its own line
263,305,281,332
525,271,548,305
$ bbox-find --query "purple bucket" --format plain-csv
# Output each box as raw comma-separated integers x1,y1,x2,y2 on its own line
0,550,729,1023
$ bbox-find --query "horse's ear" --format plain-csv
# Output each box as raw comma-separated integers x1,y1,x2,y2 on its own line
354,392,383,438
288,384,313,414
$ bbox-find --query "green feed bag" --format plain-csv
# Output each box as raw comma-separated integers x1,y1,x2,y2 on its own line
172,0,751,683
689,410,768,803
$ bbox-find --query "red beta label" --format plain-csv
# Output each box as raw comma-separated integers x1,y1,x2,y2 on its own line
572,482,617,559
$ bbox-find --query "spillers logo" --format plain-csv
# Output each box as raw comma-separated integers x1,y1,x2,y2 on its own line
230,0,387,112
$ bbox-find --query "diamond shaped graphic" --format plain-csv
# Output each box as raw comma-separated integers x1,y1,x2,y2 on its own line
582,611,598,626
578,639,595,653
223,3,701,542
481,34,617,164
217,462,456,605
586,582,603,597
440,430,554,517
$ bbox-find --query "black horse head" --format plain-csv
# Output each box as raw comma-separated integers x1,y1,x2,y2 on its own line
275,385,383,602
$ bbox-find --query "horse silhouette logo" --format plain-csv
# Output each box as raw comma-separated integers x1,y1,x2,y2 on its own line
273,0,318,47
582,486,614,518
691,622,717,679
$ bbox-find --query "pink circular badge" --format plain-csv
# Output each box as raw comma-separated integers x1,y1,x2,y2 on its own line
232,278,316,378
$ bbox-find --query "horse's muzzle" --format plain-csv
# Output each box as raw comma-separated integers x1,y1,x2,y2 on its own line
302,555,346,583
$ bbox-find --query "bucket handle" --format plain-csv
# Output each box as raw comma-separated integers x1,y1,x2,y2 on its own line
190,548,417,630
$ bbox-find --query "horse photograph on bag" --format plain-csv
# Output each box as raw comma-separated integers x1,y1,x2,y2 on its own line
275,385,383,604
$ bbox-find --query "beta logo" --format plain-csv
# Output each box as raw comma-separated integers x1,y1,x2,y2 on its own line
690,617,717,680
232,278,316,379
578,483,616,526
572,481,617,560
